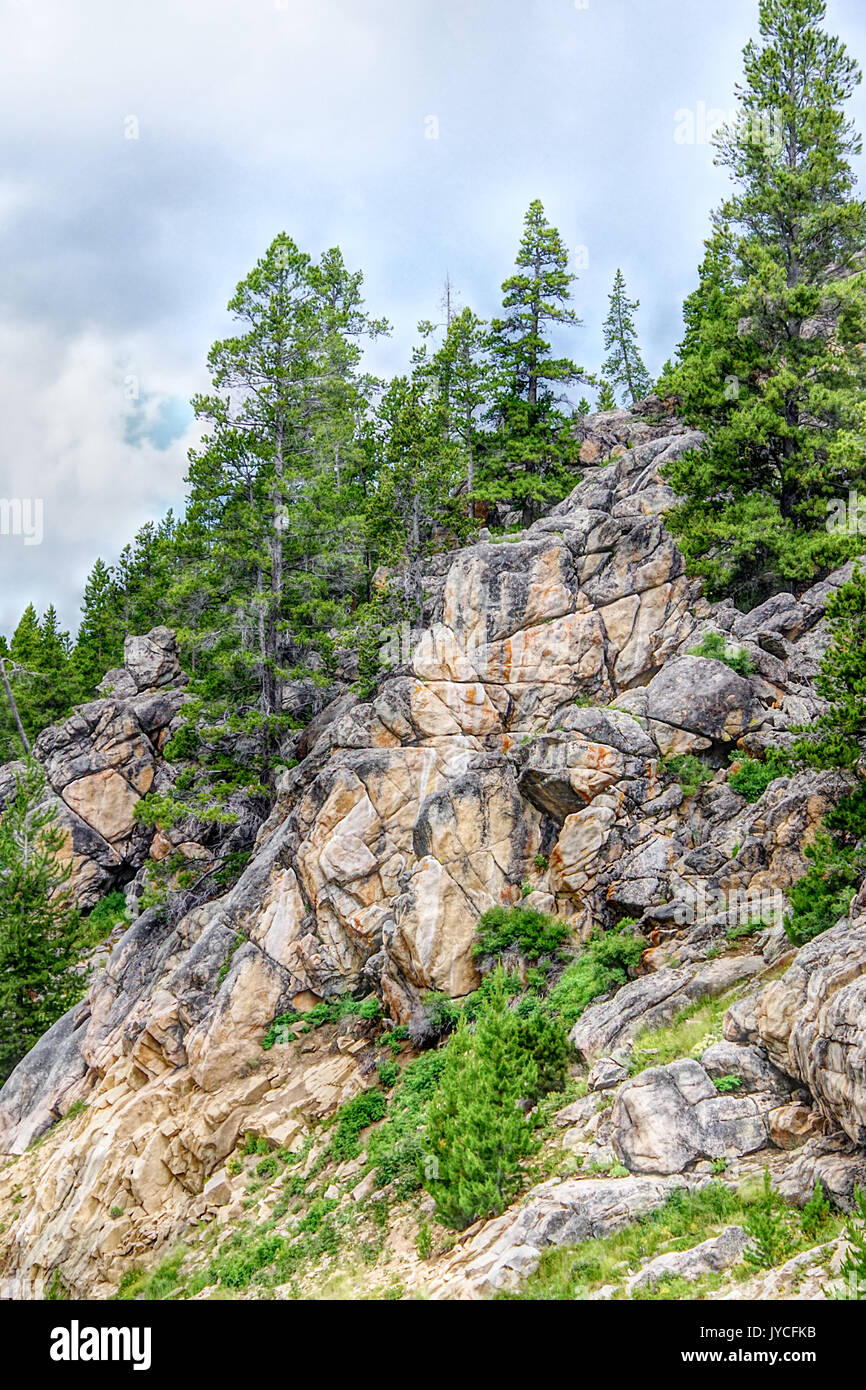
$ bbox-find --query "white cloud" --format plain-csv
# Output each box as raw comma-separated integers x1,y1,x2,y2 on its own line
0,319,201,634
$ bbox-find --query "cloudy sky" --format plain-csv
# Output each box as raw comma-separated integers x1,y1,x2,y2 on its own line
2,0,866,636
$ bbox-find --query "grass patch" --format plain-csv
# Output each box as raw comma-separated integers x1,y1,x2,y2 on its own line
629,995,731,1075
499,1179,843,1301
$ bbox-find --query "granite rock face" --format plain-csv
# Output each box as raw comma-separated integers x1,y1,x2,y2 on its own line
737,921,866,1146
1,404,865,1298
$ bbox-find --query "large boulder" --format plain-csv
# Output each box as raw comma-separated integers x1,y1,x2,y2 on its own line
611,1059,771,1174
640,655,763,746
121,627,183,692
459,1174,689,1294
629,1225,749,1293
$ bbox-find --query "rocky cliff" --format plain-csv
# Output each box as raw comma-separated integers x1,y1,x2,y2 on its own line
2,405,865,1301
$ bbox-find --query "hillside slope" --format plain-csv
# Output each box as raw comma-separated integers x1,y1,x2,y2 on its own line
2,405,865,1302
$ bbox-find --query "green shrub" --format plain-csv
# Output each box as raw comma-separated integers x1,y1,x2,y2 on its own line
784,833,864,946
329,1090,388,1163
415,1221,433,1260
163,722,200,761
832,1186,866,1299
366,1050,447,1194
262,991,384,1046
743,1170,796,1269
261,1009,301,1049
728,748,791,802
713,1074,742,1093
296,1196,337,1233
546,926,646,1031
376,1059,400,1088
661,753,713,797
726,918,766,941
242,1132,270,1157
689,630,756,677
473,905,571,962
82,891,130,945
425,971,539,1229
801,1181,834,1243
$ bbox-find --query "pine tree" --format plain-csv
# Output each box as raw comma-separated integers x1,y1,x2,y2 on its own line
596,379,617,411
0,641,30,759
365,370,461,616
602,268,652,405
74,557,124,694
424,971,539,1229
663,0,866,603
0,763,85,1083
481,200,586,523
177,234,384,734
1,605,77,745
785,565,866,944
492,199,582,408
832,1186,866,1299
9,603,42,668
797,564,866,775
422,305,491,502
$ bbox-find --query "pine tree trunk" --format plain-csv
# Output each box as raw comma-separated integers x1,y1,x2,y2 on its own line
0,657,31,756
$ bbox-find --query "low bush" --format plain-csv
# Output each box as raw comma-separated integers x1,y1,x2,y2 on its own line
329,1090,388,1163
473,905,571,962
784,833,864,946
688,630,756,677
546,926,646,1031
743,1170,796,1269
661,754,713,797
728,748,791,802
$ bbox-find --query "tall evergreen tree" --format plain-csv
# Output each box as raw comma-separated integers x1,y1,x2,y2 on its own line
663,0,866,603
491,199,582,408
176,234,385,731
602,268,652,405
74,557,124,693
481,200,586,523
365,370,462,615
0,763,85,1083
1,605,78,746
783,565,866,943
415,304,491,503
